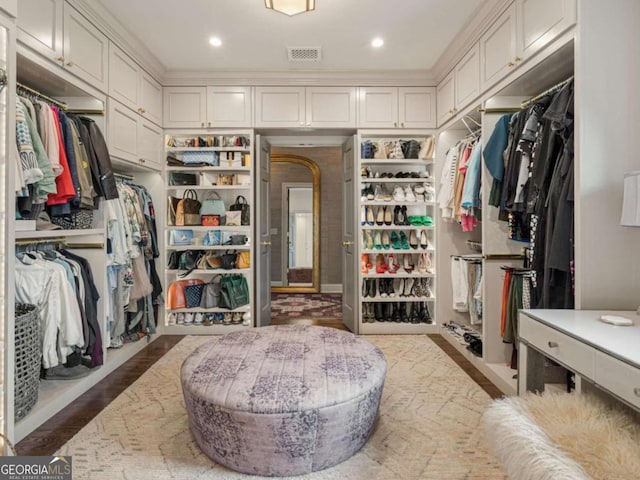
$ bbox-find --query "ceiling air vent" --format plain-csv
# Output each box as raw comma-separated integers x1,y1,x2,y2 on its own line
287,47,322,62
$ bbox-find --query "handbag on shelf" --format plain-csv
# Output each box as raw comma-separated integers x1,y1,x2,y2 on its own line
225,210,241,226
176,189,202,226
184,283,205,309
220,251,238,270
167,196,180,225
219,274,249,310
178,250,202,277
167,251,180,269
200,275,222,309
236,251,250,269
169,172,198,186
203,230,221,246
200,191,226,218
166,279,205,310
169,229,194,246
229,195,250,225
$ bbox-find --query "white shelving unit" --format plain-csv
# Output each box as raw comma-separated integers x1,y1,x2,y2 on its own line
163,130,255,334
357,130,438,334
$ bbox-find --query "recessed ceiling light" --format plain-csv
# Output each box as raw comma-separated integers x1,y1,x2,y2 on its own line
209,37,222,47
371,37,384,48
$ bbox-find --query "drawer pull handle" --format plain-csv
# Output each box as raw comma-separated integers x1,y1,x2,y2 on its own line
548,341,558,348
634,388,640,397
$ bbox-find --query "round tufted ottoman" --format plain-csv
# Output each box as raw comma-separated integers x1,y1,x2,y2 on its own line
181,325,387,476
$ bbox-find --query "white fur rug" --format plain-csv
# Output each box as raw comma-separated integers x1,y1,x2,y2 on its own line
483,393,640,480
56,335,506,479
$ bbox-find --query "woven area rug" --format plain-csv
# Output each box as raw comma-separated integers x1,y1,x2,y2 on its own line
271,293,342,320
56,335,505,479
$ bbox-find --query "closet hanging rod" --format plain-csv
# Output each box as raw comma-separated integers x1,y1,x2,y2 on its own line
67,108,105,116
114,172,135,181
16,82,68,110
477,107,521,113
64,242,104,249
521,75,574,109
483,253,525,260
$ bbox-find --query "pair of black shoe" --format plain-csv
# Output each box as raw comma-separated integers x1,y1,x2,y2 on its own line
393,206,411,226
394,171,421,178
362,279,378,298
365,302,432,323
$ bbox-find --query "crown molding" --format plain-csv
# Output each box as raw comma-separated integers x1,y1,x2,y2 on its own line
162,69,436,87
431,0,512,84
67,0,166,81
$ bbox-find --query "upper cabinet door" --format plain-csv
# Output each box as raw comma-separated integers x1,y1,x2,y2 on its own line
358,87,398,128
138,119,163,170
255,87,305,128
163,86,207,128
17,0,63,61
206,86,252,128
479,3,517,91
107,99,139,163
306,87,356,128
63,5,109,92
436,71,455,126
140,72,162,126
517,0,576,60
399,87,436,129
108,43,140,112
454,43,481,111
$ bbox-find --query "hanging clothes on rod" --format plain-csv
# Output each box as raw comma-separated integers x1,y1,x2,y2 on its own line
15,83,118,230
483,77,575,310
106,175,162,349
450,254,483,324
15,242,104,379
438,131,483,232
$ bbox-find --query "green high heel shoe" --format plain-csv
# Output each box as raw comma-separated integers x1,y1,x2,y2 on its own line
390,231,401,249
399,231,410,250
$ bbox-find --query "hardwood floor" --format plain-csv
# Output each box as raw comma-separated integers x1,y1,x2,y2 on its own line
270,317,349,330
16,335,184,456
17,330,501,455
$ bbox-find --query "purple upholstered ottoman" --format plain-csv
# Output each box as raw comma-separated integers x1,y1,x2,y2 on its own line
181,325,387,476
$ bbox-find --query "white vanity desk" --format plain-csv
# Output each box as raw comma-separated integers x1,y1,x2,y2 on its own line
518,309,640,411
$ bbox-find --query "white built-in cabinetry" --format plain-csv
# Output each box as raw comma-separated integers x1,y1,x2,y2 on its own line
109,43,162,126
17,0,109,92
357,131,438,334
163,86,252,129
479,0,576,92
358,87,436,129
254,86,356,128
437,44,481,126
107,98,163,170
163,130,255,334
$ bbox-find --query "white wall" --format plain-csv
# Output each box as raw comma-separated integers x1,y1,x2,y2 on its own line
575,0,640,309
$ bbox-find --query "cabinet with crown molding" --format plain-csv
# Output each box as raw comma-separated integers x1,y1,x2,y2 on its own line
17,0,108,92
358,87,436,129
479,0,576,92
164,86,252,129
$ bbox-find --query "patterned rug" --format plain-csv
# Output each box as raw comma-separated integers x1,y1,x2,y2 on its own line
56,335,506,479
271,293,342,320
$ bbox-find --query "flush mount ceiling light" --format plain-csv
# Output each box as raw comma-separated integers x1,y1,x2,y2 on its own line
265,0,315,16
371,37,384,48
209,37,222,47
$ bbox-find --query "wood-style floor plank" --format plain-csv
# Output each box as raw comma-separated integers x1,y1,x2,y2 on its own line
16,329,502,456
16,335,184,456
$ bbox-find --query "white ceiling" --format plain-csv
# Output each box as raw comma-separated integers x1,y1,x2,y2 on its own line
96,0,486,73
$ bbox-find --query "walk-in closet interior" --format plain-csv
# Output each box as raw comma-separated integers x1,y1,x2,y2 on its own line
0,0,638,462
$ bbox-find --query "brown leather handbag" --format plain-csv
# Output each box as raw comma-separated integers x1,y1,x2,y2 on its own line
175,189,201,226
166,279,204,309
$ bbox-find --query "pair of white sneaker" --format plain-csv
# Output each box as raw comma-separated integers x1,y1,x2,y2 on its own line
393,185,418,202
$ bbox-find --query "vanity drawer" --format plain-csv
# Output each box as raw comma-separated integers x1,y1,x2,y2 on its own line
519,314,595,377
595,352,640,409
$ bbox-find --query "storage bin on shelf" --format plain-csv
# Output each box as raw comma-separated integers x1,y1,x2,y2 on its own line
14,303,41,420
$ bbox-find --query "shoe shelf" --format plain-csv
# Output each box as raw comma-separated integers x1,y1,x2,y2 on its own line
360,159,434,166
357,131,437,334
167,185,251,191
166,166,252,172
164,130,255,332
